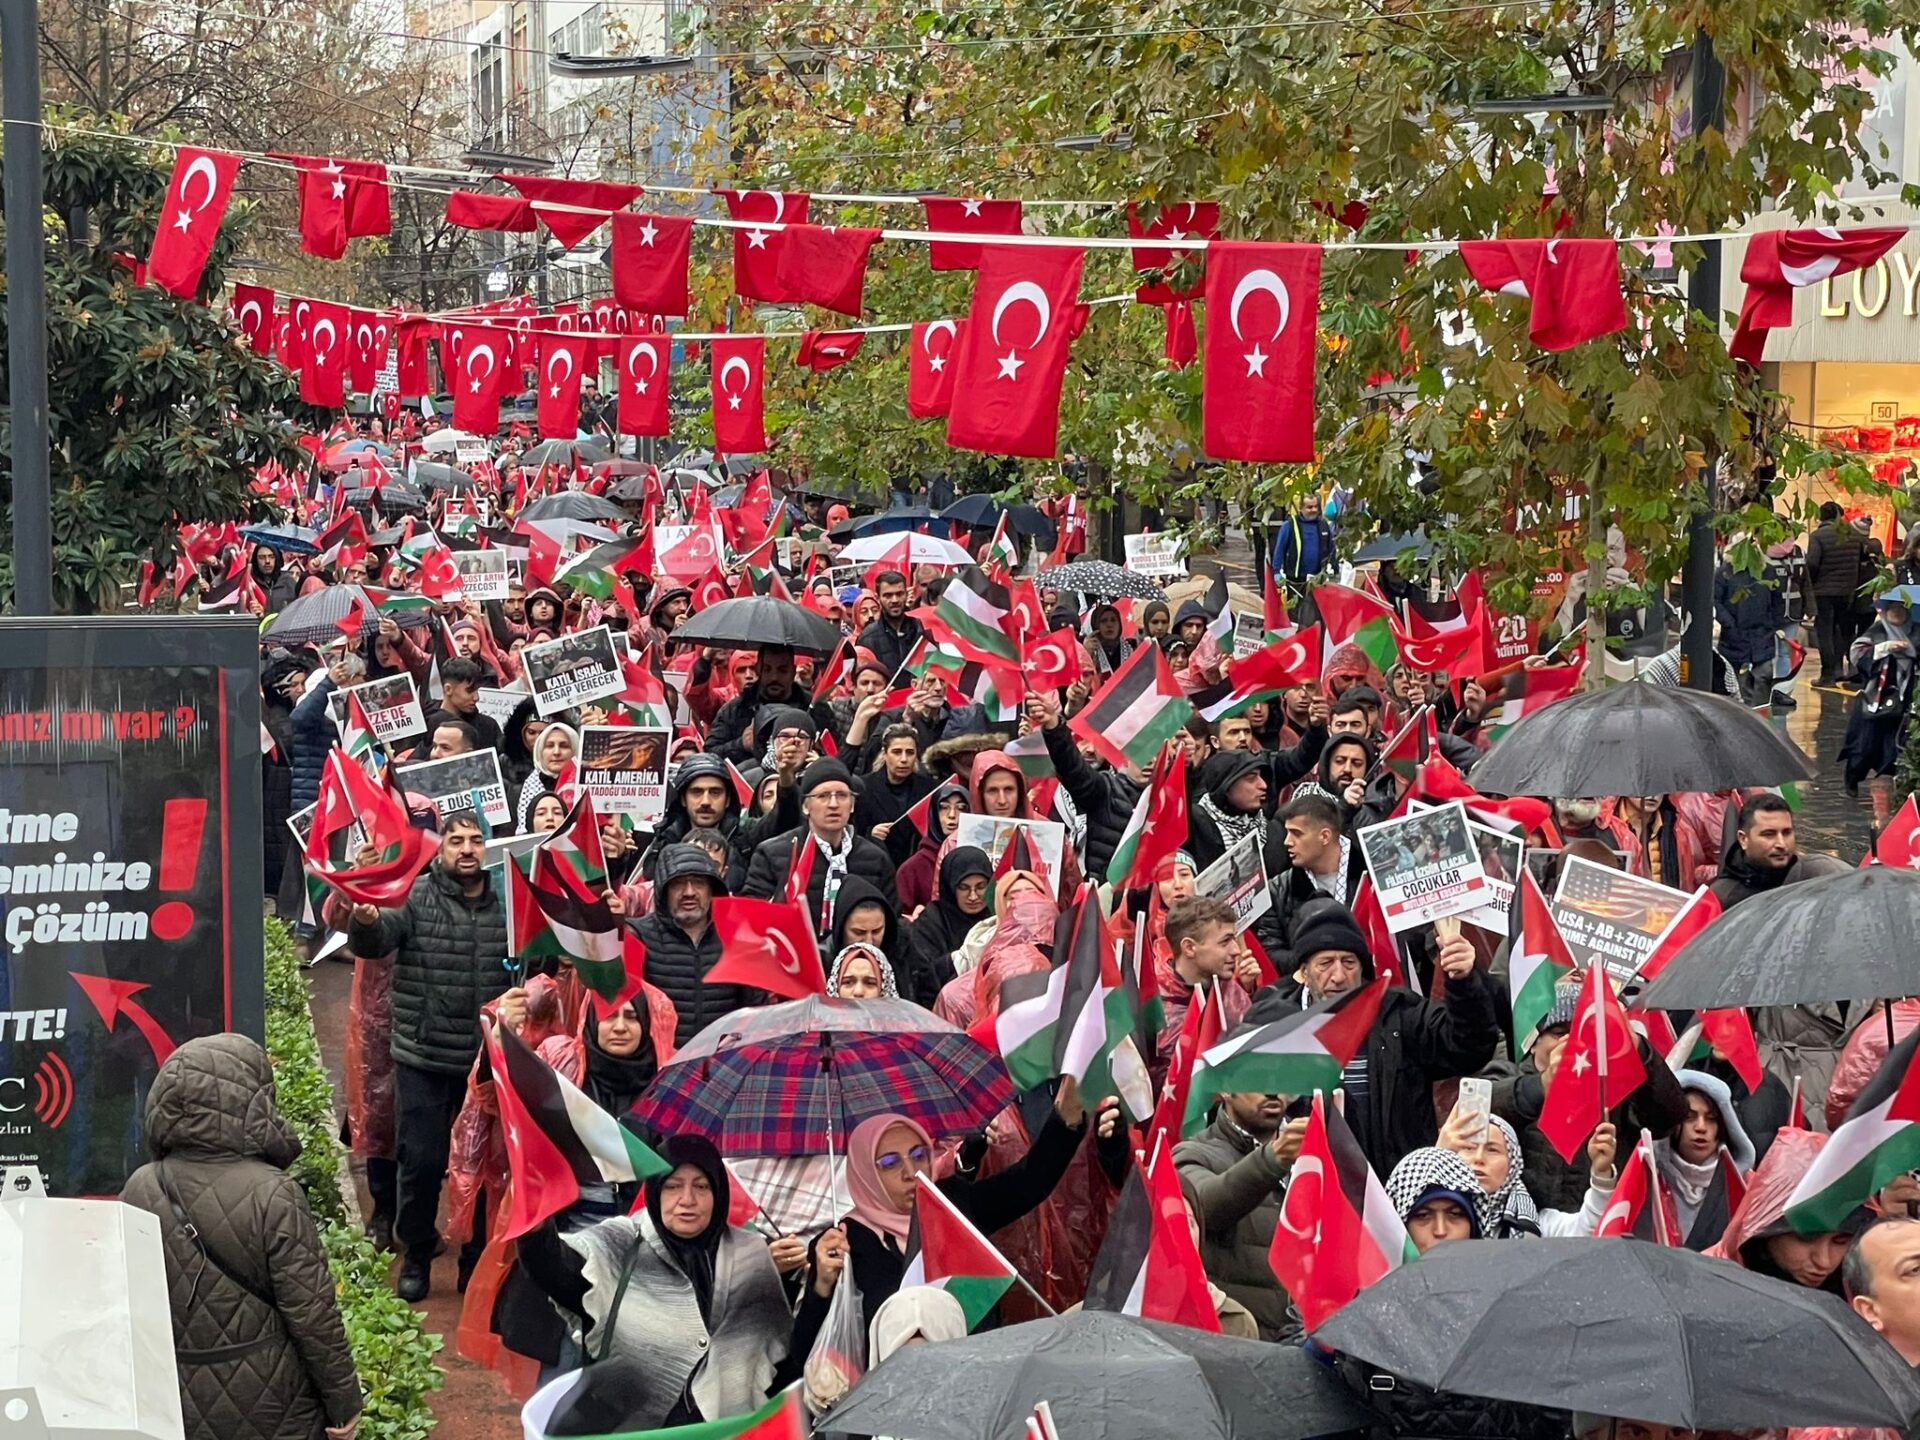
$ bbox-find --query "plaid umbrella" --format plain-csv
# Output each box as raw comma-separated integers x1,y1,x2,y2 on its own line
631,995,1013,1156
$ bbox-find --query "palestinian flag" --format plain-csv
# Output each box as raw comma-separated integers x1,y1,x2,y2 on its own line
1107,745,1187,891
1784,1028,1920,1234
556,538,650,600
983,511,1020,575
198,557,262,613
1004,729,1056,781
361,584,437,622
488,1018,670,1240
523,1361,805,1440
334,690,385,769
985,889,1137,1107
1313,583,1398,672
1145,980,1223,1160
925,644,1021,722
531,846,622,970
899,1175,1019,1328
1267,1092,1414,1329
1069,641,1193,772
304,750,438,908
1201,570,1235,650
1186,978,1387,1132
932,565,1020,666
1376,707,1423,782
1082,1135,1219,1332
1509,869,1575,1053
1490,660,1584,738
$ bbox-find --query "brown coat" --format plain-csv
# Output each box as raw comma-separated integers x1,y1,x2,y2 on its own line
122,1035,362,1440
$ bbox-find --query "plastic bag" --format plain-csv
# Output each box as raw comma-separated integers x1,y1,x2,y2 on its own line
802,1257,867,1416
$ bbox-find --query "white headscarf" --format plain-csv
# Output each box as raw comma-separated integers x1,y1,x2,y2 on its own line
868,1285,967,1364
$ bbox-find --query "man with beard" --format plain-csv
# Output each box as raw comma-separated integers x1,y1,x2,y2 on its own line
640,754,751,891
856,570,925,677
705,644,840,764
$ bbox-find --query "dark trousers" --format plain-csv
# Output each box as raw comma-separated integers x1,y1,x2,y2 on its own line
1814,603,1852,680
395,1061,469,1264
366,1156,397,1221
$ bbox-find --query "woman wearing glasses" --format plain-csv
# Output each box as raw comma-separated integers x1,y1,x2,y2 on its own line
792,1077,1117,1349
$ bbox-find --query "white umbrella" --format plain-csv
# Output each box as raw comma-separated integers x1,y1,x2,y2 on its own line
836,531,974,568
421,427,473,454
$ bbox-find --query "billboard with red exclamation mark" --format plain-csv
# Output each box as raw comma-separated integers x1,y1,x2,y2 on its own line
0,618,262,1194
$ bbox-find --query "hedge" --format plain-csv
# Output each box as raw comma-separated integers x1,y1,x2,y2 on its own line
264,921,444,1440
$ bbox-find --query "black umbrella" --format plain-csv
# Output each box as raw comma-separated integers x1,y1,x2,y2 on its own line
412,461,477,492
519,492,628,524
1469,681,1814,797
670,595,842,656
1638,867,1920,1008
344,480,427,514
1036,560,1167,601
1006,502,1056,543
829,506,938,541
260,584,388,645
827,1311,1371,1440
1351,528,1432,563
605,474,651,501
941,493,1004,527
519,438,610,467
1315,1239,1920,1431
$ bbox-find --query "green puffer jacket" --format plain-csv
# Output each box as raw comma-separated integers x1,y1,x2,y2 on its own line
1174,1111,1300,1342
121,1034,361,1440
350,861,510,1073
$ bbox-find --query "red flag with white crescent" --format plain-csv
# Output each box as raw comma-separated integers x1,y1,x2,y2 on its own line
710,336,766,454
536,333,589,441
946,247,1085,459
147,147,242,298
231,283,274,353
299,301,350,408
705,896,827,999
908,319,965,418
452,325,511,436
721,190,812,303
1202,242,1321,464
618,335,670,438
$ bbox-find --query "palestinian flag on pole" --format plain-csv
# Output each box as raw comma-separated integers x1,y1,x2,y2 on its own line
1313,583,1399,673
361,584,438,622
983,511,1020,576
1082,1134,1219,1332
931,565,1020,666
1490,660,1584,738
523,1373,806,1440
1003,728,1056,781
556,538,650,600
1784,1028,1920,1234
1107,745,1187,891
1198,627,1324,724
1267,1092,1415,1329
899,1175,1019,1328
1201,570,1235,650
1145,979,1223,1160
527,847,624,978
488,1018,670,1239
984,888,1138,1107
1186,978,1387,1132
1069,641,1193,773
334,690,385,770
1510,869,1576,1054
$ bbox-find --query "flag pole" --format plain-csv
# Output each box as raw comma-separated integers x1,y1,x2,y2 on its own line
1594,968,1610,1117
1364,702,1430,786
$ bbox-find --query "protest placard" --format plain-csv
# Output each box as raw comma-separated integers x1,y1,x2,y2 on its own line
475,684,531,728
953,814,1067,892
1548,856,1692,985
333,672,424,745
578,725,670,823
1355,800,1490,932
1123,531,1187,578
1231,612,1269,659
1196,829,1271,931
396,748,513,828
1408,800,1524,934
449,547,509,600
524,624,624,715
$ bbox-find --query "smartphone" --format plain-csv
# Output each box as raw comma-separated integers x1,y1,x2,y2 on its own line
1456,1076,1493,1144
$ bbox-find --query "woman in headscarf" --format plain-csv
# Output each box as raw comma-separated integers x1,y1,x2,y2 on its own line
795,1082,1107,1348
1082,602,1137,677
1438,1109,1617,1238
825,944,898,1000
933,870,1056,1030
518,721,579,830
516,1135,794,1435
897,779,969,914
901,847,993,1010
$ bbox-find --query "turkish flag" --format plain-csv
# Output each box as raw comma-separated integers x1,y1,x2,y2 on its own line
610,212,693,317
504,175,643,248
795,330,864,371
396,316,434,398
1163,301,1197,369
1023,627,1085,689
1877,795,1920,868
299,301,350,407
284,297,313,373
777,224,880,316
945,245,1084,459
1128,200,1220,303
445,190,537,232
347,310,386,393
1231,624,1324,689
1730,227,1905,363
146,147,242,298
1202,242,1321,464
536,333,589,440
1539,964,1646,1162
344,161,391,239
920,197,1022,271
452,324,512,435
710,336,766,453
231,282,273,353
617,335,671,437
720,190,811,303
416,545,464,601
1459,238,1627,351
705,896,827,999
907,319,964,418
286,156,386,260
1006,576,1046,639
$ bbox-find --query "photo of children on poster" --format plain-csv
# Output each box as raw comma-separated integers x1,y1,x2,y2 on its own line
1357,800,1490,932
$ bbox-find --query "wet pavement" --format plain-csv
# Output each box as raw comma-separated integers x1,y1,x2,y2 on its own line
1782,657,1878,865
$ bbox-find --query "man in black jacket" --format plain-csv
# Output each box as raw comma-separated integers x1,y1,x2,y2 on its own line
1254,896,1501,1175
853,723,940,866
639,753,750,891
348,814,508,1301
1807,501,1873,681
705,646,840,763
629,844,755,1049
1251,792,1367,967
855,570,925,677
1710,792,1850,908
422,656,501,752
742,758,898,933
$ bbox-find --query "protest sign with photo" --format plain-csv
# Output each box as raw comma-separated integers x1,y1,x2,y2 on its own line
1356,800,1490,932
579,725,670,824
1231,612,1269,659
395,748,513,828
1408,800,1523,934
333,672,424,744
953,814,1067,892
523,624,624,715
453,435,489,466
1195,830,1271,931
1548,856,1692,985
1123,531,1187,577
449,546,509,600
475,684,531,728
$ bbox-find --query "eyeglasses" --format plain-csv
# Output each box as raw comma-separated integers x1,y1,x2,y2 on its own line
874,1146,931,1172
809,788,853,804
774,728,809,742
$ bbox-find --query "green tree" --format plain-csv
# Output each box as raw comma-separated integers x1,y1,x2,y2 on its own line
0,117,319,611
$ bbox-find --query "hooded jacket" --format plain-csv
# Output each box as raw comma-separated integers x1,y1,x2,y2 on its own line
121,1036,362,1440
633,844,750,1050
829,874,901,960
960,747,1083,892
705,680,841,765
1707,1127,1865,1295
1187,750,1278,873
640,753,748,891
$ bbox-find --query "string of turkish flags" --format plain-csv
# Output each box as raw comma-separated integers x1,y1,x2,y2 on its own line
140,135,1914,462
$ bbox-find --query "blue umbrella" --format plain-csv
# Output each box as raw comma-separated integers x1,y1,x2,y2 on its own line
1879,585,1920,607
941,494,1004,527
240,523,321,555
